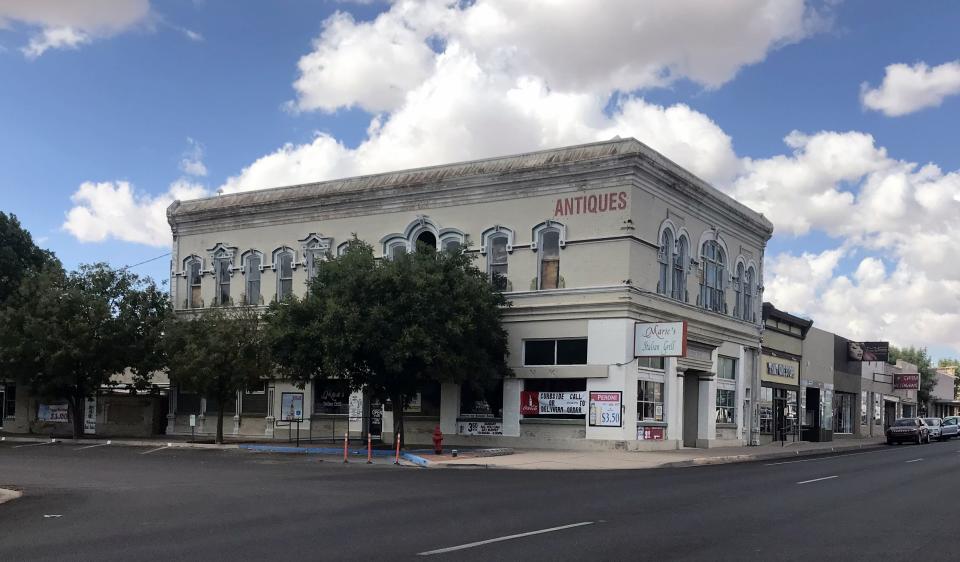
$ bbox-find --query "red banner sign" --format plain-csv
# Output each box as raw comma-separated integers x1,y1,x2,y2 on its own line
894,373,919,390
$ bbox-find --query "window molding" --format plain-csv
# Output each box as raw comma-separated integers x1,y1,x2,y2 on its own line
479,225,515,255
178,254,204,277
206,243,237,275
530,220,566,251
270,246,298,271
239,250,265,274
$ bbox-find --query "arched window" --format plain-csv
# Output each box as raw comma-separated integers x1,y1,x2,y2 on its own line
538,228,561,290
415,230,437,252
439,229,465,253
186,257,202,309
213,251,232,306
274,249,294,301
488,233,509,291
734,262,745,318
387,239,407,259
300,234,332,283
658,229,673,295
700,240,726,313
243,252,262,306
743,266,755,322
672,236,687,301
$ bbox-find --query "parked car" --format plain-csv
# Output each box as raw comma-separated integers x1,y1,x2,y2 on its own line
940,416,960,440
924,418,943,441
886,418,931,445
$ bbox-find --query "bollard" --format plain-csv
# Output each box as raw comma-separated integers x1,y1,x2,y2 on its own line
394,433,401,465
343,432,349,463
366,433,372,464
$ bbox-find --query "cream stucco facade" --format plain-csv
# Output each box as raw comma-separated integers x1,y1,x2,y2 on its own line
164,139,773,449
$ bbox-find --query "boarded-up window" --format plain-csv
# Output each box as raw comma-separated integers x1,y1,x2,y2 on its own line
539,230,560,290
489,234,509,291
245,254,261,305
188,259,202,308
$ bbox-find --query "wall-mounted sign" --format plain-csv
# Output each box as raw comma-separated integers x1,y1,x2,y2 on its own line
847,341,889,362
894,373,919,390
637,426,664,440
761,356,799,385
589,392,622,427
280,392,304,422
520,391,585,416
553,191,627,217
635,321,687,357
38,403,69,423
458,421,503,436
83,397,96,435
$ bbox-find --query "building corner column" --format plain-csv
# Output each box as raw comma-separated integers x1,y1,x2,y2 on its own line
166,384,177,435
439,383,459,434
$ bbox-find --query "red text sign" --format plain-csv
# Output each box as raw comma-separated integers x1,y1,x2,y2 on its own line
554,191,627,217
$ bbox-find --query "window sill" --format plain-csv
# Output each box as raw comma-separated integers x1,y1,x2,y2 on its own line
636,421,667,427
717,423,738,429
520,418,584,425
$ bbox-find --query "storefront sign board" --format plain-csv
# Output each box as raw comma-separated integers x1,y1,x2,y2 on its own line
280,392,304,422
458,421,504,436
589,392,622,427
520,391,585,415
634,321,687,357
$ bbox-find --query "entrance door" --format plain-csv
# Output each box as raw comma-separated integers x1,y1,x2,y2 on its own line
682,375,699,447
804,387,820,442
883,401,896,428
0,387,4,428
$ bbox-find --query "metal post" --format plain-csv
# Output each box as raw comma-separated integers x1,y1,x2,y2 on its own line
343,432,349,463
394,432,401,465
366,433,372,464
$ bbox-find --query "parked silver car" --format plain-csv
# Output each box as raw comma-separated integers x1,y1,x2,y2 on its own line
886,418,931,445
940,416,960,440
924,418,943,440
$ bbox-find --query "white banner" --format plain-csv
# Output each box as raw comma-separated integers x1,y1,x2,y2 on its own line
83,397,96,434
589,392,622,427
38,403,69,423
458,421,503,436
538,392,585,415
635,321,687,357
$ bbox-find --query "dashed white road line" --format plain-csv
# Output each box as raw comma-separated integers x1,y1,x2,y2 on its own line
74,443,109,451
765,449,887,466
13,441,53,449
140,446,169,455
417,521,595,556
797,476,838,485
905,458,923,463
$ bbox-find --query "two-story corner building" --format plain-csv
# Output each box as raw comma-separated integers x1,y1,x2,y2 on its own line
165,138,773,450
929,367,958,418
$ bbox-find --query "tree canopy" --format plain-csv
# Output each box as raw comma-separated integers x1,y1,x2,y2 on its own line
0,211,57,305
0,263,169,438
164,305,270,443
265,238,511,444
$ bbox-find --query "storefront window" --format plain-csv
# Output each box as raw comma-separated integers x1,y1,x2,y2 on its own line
2,383,15,419
874,393,882,425
242,381,268,415
716,389,736,424
759,386,773,433
902,404,915,418
523,338,587,366
637,356,665,370
523,378,586,420
637,380,664,422
861,390,868,426
460,379,504,419
834,392,855,434
313,384,349,415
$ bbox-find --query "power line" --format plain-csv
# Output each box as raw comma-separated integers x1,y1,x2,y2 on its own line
121,252,171,271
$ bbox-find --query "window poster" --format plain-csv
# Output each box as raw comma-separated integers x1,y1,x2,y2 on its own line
589,392,622,427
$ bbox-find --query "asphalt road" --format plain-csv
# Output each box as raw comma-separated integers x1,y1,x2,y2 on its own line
1,438,958,561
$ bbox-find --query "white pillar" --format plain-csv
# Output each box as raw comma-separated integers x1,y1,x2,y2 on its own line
166,384,177,435
666,360,684,442
502,378,521,437
698,376,717,446
264,384,275,438
233,391,242,435
440,383,459,435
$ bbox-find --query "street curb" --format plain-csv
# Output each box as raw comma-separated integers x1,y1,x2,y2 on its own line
0,436,239,450
659,442,888,468
0,487,23,505
240,444,409,458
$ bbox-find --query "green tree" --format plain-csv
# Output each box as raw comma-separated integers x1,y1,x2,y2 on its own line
888,346,936,404
0,263,169,438
265,238,511,446
164,306,270,444
0,212,57,305
938,358,960,398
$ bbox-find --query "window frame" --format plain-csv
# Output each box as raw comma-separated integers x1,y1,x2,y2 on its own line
716,388,737,424
214,254,231,306
700,239,726,313
672,235,687,301
637,380,665,422
487,233,510,291
537,228,562,290
717,356,737,381
522,338,588,367
186,256,202,309
273,248,295,301
242,251,262,306
658,228,673,296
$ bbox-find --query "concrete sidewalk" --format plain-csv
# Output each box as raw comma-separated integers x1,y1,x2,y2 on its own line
417,438,889,470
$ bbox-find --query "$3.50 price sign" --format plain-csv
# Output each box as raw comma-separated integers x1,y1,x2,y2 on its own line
589,392,622,427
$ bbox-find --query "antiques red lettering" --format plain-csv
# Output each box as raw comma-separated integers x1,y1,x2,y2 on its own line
554,191,628,217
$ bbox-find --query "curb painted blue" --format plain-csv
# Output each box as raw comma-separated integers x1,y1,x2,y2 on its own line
401,452,432,467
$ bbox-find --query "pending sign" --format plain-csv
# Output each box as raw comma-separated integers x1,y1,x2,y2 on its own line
589,392,622,427
635,321,687,357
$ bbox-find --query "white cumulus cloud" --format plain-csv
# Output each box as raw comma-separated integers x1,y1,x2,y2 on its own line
1,0,151,58
861,60,960,117
179,137,208,177
63,179,209,247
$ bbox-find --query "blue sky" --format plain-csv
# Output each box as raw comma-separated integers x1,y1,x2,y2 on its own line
2,0,959,357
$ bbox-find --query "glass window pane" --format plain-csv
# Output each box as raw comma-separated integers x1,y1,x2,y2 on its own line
247,256,261,281
491,236,508,264
280,253,292,277
279,279,292,299
524,340,556,366
541,230,560,258
556,339,587,365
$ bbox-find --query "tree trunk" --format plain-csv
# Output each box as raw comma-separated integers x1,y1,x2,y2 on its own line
216,407,225,444
391,394,405,448
69,395,84,440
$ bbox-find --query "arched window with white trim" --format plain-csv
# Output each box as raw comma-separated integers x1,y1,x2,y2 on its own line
700,240,726,313
743,266,756,322
658,228,673,295
185,256,202,309
242,251,262,306
300,234,332,283
212,249,233,306
488,233,509,291
672,235,687,301
273,248,295,301
734,261,745,318
538,228,562,290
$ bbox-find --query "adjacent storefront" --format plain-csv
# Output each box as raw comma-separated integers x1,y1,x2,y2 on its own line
759,304,811,444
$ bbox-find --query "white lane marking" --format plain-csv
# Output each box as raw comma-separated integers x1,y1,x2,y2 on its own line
417,521,595,556
74,443,109,451
140,446,169,455
905,458,923,463
13,441,53,449
43,514,62,519
765,449,886,466
797,476,838,485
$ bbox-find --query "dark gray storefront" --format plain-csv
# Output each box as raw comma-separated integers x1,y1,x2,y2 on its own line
832,335,862,437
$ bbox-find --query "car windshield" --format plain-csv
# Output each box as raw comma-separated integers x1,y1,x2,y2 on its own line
893,419,916,426
925,419,940,426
